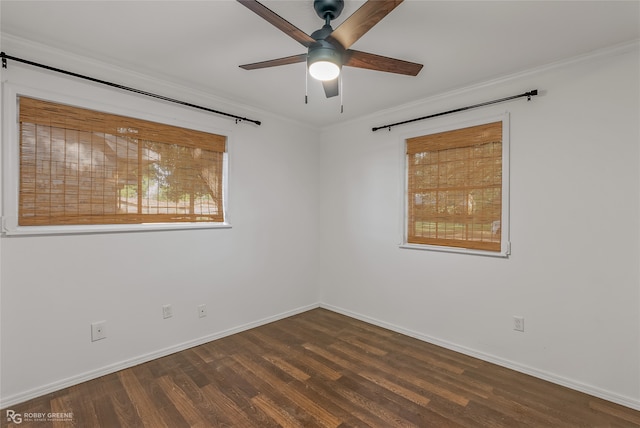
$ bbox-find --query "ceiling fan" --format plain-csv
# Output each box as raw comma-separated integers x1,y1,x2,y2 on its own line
237,0,423,98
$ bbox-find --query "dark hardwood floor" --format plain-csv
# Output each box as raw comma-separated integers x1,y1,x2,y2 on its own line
3,308,640,427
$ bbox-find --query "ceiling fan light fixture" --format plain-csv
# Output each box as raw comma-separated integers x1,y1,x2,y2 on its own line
309,60,340,81
307,42,342,81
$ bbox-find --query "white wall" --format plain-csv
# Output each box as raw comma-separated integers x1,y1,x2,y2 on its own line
2,36,639,412
0,40,320,406
318,44,640,408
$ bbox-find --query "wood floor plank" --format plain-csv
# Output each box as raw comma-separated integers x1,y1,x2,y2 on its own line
359,371,431,408
261,354,311,382
118,369,171,428
172,373,237,427
66,384,101,428
171,351,212,389
198,384,268,428
211,359,263,406
339,335,388,356
303,375,392,427
395,344,468,375
83,375,124,428
590,399,640,425
247,329,343,381
3,308,639,427
387,350,494,402
157,375,210,428
332,340,461,401
332,375,425,427
50,394,75,428
107,377,146,427
232,353,342,428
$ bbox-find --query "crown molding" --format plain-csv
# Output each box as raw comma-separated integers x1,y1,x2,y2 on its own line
327,39,640,132
0,33,319,131
2,34,637,133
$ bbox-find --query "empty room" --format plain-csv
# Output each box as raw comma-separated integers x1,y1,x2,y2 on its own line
1,0,639,426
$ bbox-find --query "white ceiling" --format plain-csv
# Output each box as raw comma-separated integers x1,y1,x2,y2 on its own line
1,0,639,128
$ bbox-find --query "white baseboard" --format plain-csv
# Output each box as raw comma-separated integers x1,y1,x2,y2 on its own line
320,303,640,412
0,303,320,409
4,302,639,412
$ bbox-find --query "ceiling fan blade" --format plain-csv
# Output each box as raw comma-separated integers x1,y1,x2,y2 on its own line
327,0,403,50
240,53,307,70
237,0,316,47
344,49,423,76
322,79,339,98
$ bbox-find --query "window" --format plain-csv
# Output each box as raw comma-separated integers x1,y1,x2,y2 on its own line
405,117,509,255
17,96,227,228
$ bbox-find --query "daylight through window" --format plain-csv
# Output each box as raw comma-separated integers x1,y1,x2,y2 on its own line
406,121,504,252
18,97,226,226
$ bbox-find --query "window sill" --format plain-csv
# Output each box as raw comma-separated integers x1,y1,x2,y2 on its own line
1,218,232,237
399,243,510,258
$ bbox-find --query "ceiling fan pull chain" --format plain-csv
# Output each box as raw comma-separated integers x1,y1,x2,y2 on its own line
340,74,344,113
305,67,309,104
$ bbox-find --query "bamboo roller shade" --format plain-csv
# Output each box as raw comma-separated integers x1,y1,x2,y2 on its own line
19,97,226,153
406,121,502,154
406,121,502,252
18,96,226,226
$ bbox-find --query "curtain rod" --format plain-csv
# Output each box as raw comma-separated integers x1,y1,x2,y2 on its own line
372,89,538,132
1,52,262,126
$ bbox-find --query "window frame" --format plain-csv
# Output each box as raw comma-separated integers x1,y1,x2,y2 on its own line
400,113,511,257
2,83,232,236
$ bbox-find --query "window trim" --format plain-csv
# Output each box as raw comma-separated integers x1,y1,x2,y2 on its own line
2,82,232,236
399,113,511,258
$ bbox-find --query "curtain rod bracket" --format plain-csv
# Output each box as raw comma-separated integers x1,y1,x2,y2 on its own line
1,52,7,69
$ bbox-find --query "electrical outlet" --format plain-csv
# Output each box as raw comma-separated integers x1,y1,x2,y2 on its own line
162,304,173,319
91,321,107,341
513,316,525,332
197,304,207,318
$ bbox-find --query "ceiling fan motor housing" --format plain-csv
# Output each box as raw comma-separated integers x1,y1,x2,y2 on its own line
308,39,344,70
313,0,344,21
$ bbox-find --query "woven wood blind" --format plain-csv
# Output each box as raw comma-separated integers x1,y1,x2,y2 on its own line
406,121,502,252
19,97,227,226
